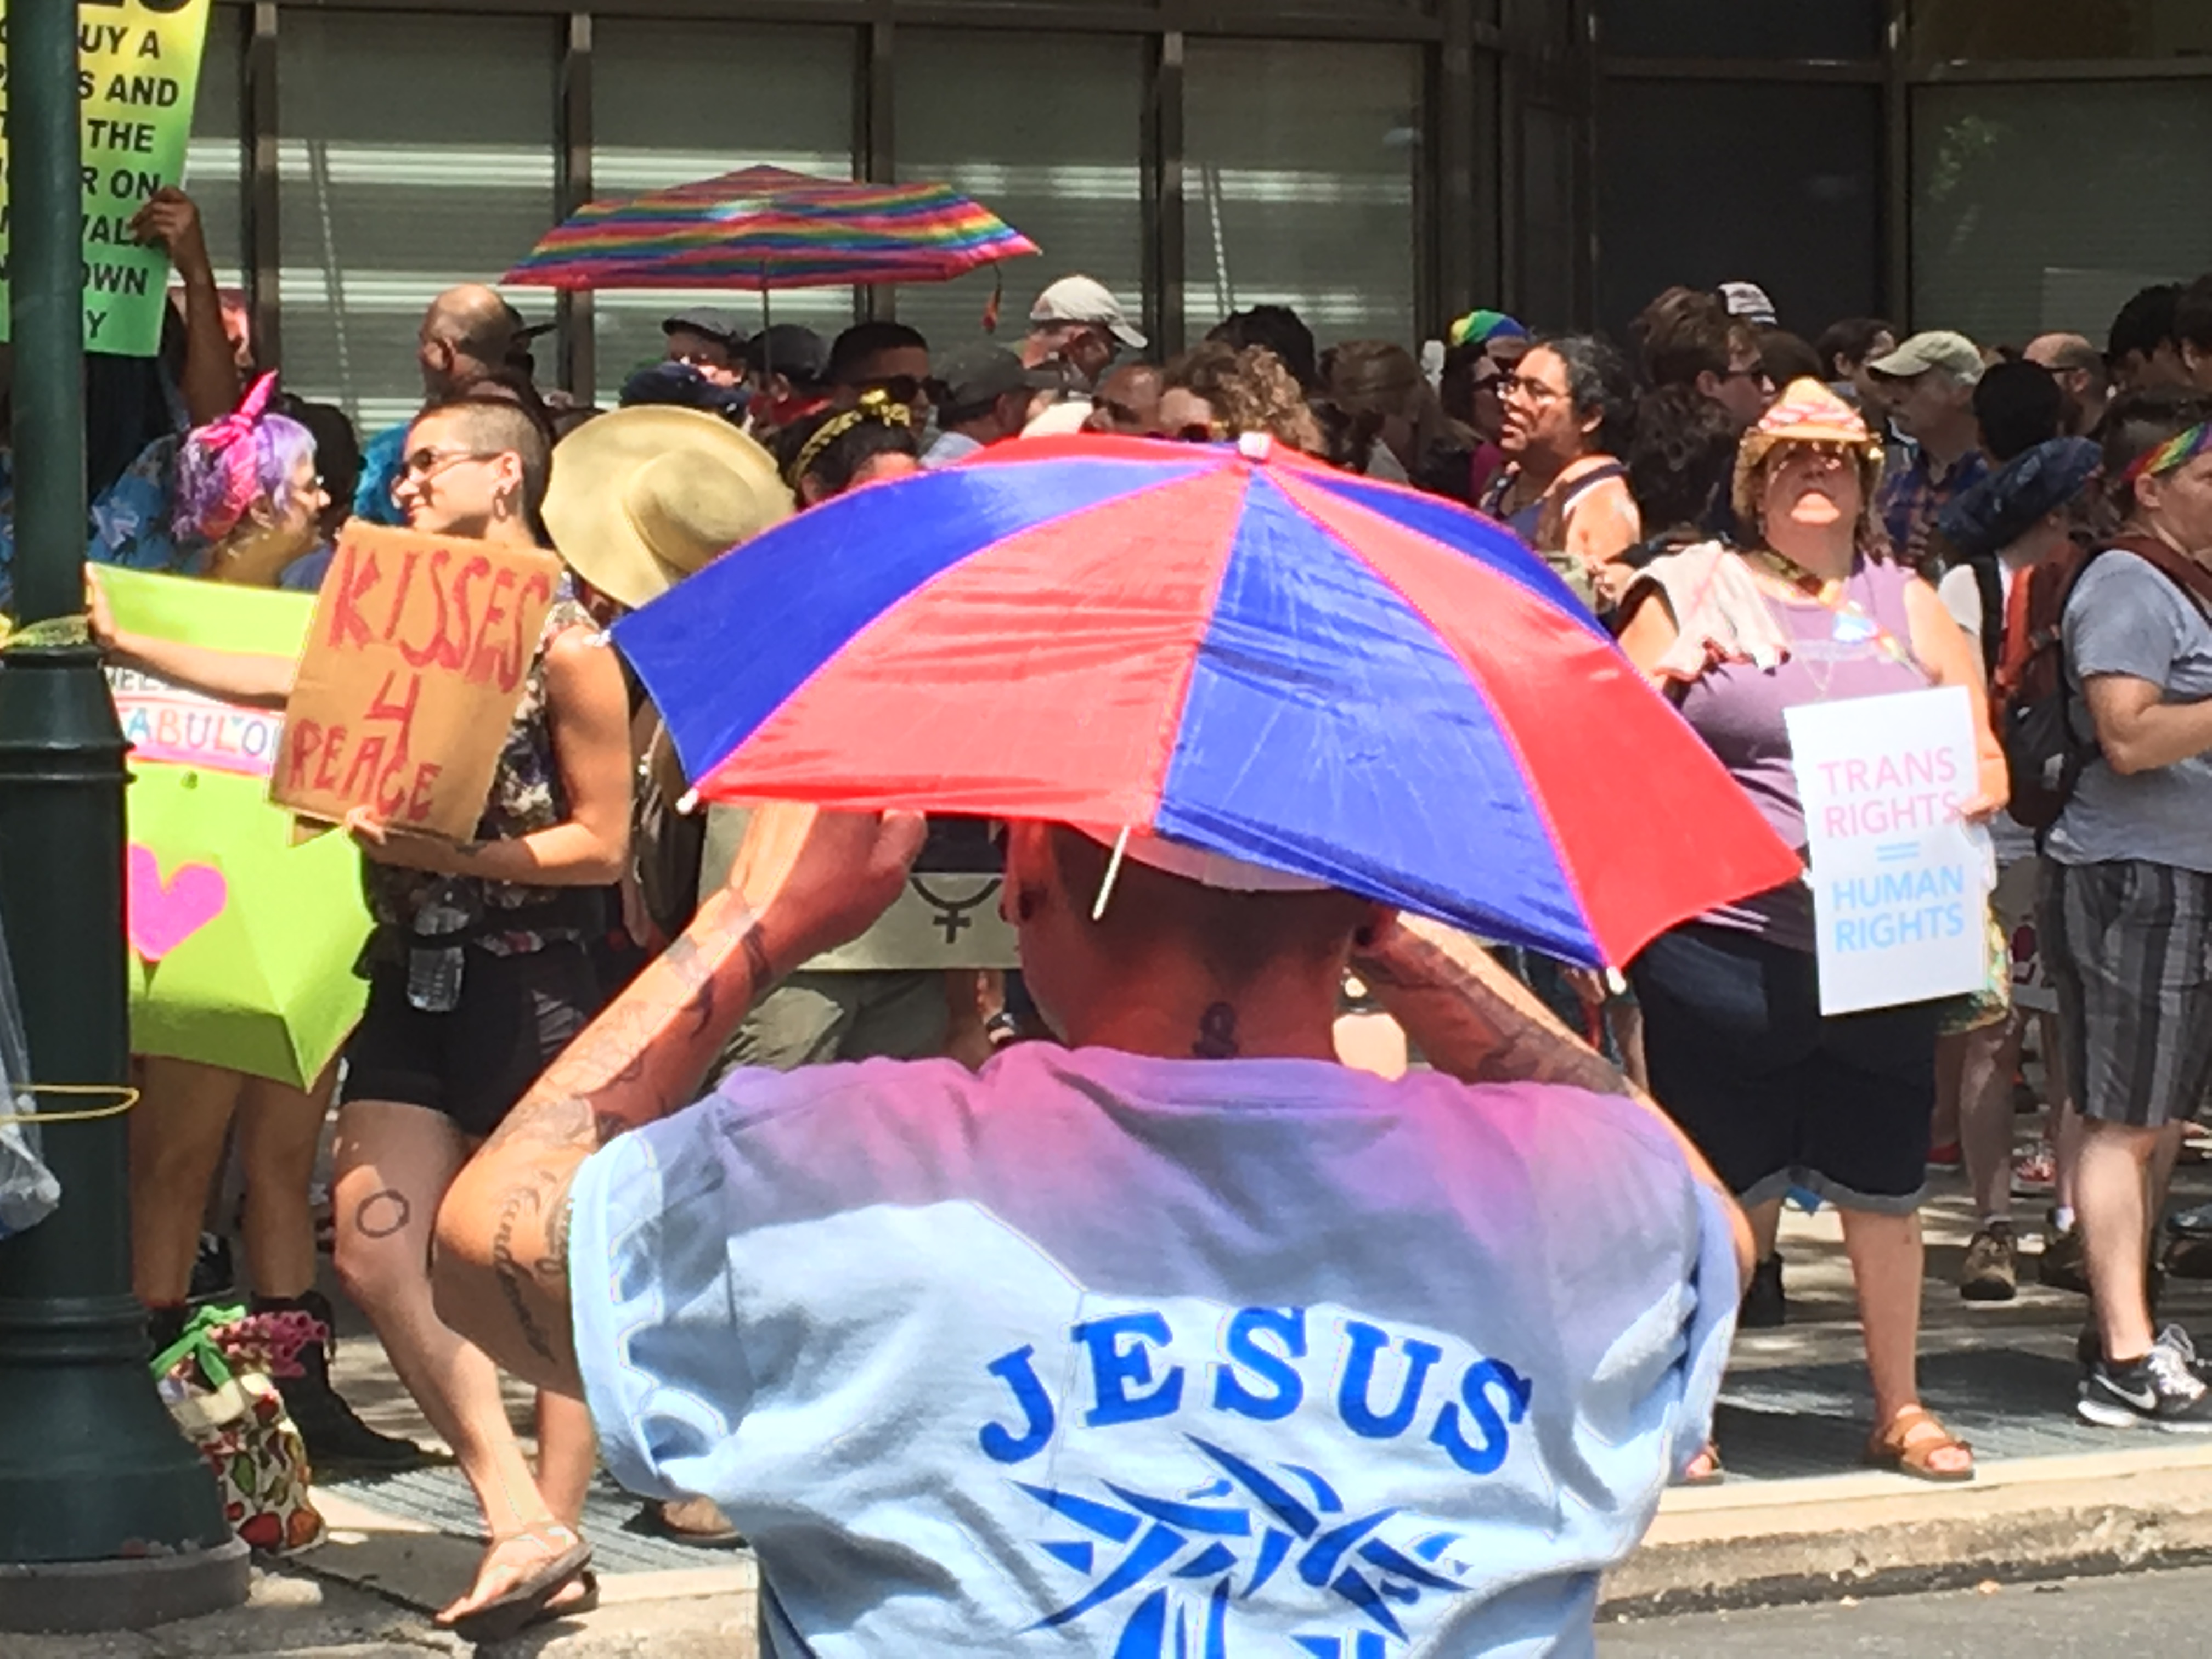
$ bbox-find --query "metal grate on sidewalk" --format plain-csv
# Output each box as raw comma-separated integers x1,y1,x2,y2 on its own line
320,1467,749,1574
1714,1345,2121,1480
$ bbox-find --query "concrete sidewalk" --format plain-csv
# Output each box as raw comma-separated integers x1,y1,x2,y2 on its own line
22,1154,2212,1652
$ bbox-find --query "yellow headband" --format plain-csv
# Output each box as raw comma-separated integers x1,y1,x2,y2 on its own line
785,390,913,492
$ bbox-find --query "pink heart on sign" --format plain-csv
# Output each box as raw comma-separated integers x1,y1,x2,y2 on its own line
126,845,229,962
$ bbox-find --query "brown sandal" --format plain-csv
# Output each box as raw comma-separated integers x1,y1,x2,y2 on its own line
1863,1403,1974,1483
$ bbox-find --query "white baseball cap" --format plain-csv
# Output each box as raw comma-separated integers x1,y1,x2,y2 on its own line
1030,275,1148,351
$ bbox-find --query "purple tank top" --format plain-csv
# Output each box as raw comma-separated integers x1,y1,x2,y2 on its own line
1675,555,1932,951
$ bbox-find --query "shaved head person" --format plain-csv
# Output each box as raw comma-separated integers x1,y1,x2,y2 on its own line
2025,332,2112,437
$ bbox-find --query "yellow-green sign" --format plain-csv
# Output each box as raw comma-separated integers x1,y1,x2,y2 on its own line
104,568,372,1088
0,0,214,356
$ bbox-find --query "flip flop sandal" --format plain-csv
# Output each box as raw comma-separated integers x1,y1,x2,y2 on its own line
439,1524,594,1645
1862,1404,1974,1484
1674,1442,1725,1488
546,1570,600,1621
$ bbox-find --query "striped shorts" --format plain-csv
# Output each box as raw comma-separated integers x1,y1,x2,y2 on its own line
2041,859,2212,1129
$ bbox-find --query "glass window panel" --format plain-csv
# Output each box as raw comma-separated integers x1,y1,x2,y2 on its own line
277,13,555,433
894,30,1144,357
1514,104,1579,335
592,20,858,406
1596,80,1880,341
1913,82,2212,349
1183,39,1422,350
1914,0,2212,62
181,4,246,292
1599,0,1880,60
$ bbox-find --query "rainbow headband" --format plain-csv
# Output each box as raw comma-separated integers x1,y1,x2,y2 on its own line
2124,420,2212,486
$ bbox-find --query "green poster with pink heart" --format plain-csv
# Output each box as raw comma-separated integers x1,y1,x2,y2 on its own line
103,568,370,1087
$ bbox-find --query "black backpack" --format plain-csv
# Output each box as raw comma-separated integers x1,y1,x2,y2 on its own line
1994,533,2212,831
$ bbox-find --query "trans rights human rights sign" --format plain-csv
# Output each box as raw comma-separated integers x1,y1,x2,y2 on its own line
0,0,213,355
1785,685,1994,1017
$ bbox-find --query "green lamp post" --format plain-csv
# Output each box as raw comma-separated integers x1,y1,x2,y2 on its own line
0,0,247,1630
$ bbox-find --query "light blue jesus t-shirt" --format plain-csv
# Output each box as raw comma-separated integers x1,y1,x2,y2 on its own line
568,1043,1736,1659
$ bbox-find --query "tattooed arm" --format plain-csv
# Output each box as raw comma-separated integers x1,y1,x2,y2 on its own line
1353,913,1753,1289
432,805,927,1392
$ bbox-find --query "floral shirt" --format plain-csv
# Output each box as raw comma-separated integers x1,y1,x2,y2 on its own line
366,590,602,953
0,437,201,612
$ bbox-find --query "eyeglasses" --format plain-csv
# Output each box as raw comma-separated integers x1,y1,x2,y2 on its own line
1499,374,1567,404
390,447,498,506
1722,364,1777,388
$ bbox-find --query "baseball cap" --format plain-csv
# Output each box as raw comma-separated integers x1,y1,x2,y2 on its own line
932,342,1059,415
1937,436,2101,560
1718,281,1779,328
1868,330,1985,384
1030,275,1147,351
662,307,748,351
499,301,557,343
743,323,831,386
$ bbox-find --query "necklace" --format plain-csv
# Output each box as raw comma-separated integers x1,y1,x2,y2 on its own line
1749,547,1916,698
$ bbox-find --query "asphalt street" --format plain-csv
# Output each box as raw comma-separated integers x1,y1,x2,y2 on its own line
1601,1566,2212,1656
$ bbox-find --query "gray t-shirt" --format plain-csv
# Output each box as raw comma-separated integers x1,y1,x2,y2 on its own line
2049,549,2212,872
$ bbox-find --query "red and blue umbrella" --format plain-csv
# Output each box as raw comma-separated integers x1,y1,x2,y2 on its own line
612,435,1799,966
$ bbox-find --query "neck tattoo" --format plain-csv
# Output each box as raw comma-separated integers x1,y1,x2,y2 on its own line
1193,1002,1240,1060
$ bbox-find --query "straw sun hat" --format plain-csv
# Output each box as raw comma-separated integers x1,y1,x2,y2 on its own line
543,406,791,611
1731,376,1884,527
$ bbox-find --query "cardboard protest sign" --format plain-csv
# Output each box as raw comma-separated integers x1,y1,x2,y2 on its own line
1786,685,1993,1016
0,0,215,355
103,568,371,1088
273,522,562,842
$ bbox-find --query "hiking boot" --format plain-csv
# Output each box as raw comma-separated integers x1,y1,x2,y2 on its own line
1739,1254,1785,1329
2079,1326,2212,1431
1960,1222,2018,1302
2040,1217,2090,1293
263,1291,430,1475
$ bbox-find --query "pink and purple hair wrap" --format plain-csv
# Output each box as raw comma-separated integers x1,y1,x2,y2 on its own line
173,371,319,546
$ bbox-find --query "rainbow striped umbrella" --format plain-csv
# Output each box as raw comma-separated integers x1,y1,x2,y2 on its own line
504,165,1040,291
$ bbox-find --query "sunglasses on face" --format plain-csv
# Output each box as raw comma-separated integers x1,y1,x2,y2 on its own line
389,447,496,505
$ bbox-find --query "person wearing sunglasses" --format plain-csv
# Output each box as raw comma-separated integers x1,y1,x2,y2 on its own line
1637,288,1776,437
828,320,934,420
102,388,631,1636
1156,342,1323,453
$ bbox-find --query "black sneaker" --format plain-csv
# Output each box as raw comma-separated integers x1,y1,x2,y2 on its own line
2079,1328,2212,1431
187,1233,235,1305
1739,1254,1785,1329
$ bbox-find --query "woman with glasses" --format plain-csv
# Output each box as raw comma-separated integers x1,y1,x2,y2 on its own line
98,390,631,1639
93,375,421,1476
1479,336,1643,612
1615,380,2007,1483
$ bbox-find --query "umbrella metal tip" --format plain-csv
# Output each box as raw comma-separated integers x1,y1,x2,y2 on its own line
1237,432,1273,463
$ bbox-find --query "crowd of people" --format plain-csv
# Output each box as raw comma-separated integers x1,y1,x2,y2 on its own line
20,178,2212,1644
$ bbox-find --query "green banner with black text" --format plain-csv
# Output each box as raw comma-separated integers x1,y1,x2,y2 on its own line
0,0,213,355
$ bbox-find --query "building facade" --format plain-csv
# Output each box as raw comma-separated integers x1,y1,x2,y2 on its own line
182,0,2212,426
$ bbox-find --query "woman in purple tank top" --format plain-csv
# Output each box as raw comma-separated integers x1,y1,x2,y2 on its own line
1616,380,2007,1485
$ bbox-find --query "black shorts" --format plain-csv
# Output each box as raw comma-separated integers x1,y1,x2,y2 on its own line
340,941,605,1140
1628,923,1939,1214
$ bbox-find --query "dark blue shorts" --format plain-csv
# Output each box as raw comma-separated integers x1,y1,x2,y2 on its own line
1628,923,1939,1212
